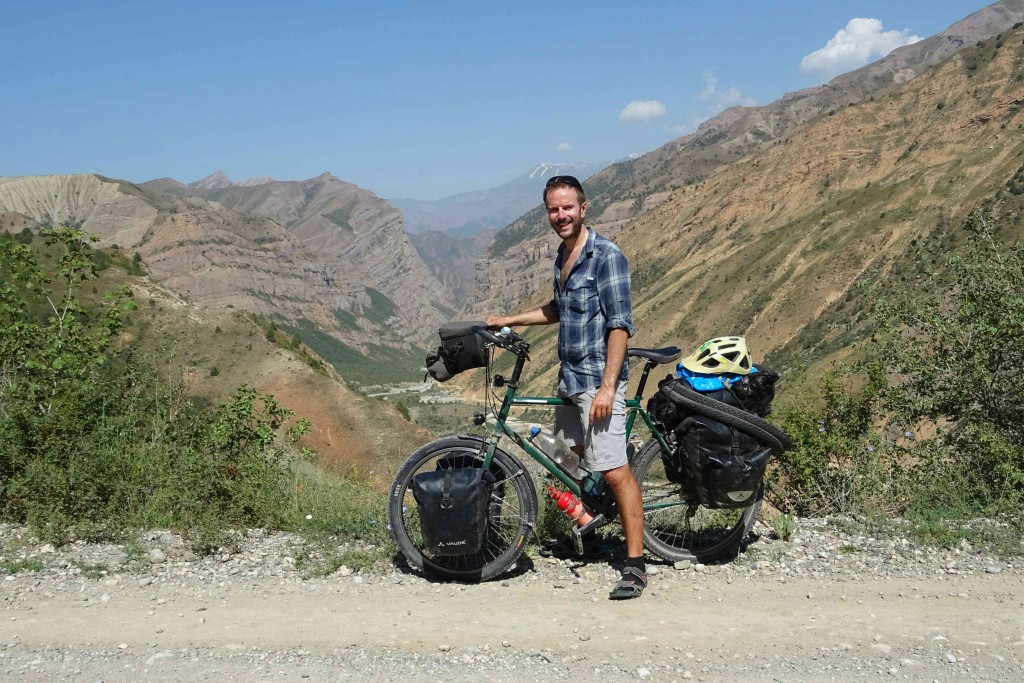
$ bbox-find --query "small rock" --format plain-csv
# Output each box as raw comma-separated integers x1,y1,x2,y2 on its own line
148,549,167,565
673,560,691,571
945,652,958,663
636,666,651,678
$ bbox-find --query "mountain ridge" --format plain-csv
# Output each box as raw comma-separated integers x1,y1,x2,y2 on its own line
462,9,1024,395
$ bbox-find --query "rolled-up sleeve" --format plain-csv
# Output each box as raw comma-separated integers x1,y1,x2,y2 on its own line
597,247,634,337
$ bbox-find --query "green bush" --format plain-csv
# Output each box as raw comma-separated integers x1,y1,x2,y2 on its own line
772,365,898,516
877,210,1024,514
0,228,321,546
772,207,1023,530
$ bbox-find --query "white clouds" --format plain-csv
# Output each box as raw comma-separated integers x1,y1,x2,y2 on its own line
662,72,758,136
698,71,756,108
800,18,922,80
556,142,572,152
618,100,668,123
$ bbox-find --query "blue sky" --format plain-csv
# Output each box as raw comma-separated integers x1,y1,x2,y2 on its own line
0,1,989,199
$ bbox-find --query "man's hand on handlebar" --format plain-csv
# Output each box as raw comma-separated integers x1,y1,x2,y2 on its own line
485,315,508,330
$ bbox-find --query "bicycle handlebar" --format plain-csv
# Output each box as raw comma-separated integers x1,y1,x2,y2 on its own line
473,325,525,355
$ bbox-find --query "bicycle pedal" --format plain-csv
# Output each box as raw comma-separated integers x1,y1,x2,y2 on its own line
572,531,585,556
575,513,607,537
570,514,607,555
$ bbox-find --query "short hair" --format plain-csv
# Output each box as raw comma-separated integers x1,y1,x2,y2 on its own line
543,175,586,205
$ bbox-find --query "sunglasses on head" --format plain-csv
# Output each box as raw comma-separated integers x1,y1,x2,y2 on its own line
545,175,583,190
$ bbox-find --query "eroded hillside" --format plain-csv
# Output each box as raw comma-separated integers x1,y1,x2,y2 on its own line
0,173,448,384
117,267,429,477
146,173,456,346
467,23,1024,393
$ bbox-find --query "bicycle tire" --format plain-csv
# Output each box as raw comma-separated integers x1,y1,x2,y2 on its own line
388,435,538,582
660,382,793,453
632,439,760,563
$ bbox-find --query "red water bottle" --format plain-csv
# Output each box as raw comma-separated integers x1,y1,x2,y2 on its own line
548,486,594,527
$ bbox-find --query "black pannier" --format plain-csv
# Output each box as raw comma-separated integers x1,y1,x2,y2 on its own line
676,414,771,508
425,321,488,382
650,366,780,509
411,466,496,556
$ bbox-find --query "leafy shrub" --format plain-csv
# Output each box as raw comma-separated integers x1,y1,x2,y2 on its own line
877,210,1024,514
0,228,320,545
772,207,1023,527
772,365,897,516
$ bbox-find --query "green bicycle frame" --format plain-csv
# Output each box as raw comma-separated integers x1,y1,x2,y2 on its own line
478,342,674,499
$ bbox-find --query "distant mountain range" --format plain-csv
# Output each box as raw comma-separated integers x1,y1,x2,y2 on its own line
2,0,1022,405
391,162,606,236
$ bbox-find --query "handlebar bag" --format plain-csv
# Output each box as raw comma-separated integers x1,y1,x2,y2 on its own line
425,320,487,382
411,467,496,556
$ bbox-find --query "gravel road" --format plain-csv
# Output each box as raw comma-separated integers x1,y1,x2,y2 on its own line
1,519,1021,682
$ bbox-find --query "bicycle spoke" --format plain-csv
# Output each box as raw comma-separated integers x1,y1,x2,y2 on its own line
633,438,758,563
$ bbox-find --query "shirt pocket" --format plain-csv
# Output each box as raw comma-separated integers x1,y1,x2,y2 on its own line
565,277,596,314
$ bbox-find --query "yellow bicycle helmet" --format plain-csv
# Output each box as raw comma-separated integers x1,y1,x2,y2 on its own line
679,336,752,375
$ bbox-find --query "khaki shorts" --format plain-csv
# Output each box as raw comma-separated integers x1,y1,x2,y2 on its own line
553,382,628,473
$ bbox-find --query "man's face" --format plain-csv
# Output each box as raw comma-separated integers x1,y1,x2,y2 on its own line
546,187,587,242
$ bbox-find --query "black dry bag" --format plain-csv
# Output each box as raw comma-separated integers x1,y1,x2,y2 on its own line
411,467,495,556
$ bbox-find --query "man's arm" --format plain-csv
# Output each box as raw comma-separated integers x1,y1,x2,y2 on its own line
486,301,559,329
590,245,634,423
589,327,629,423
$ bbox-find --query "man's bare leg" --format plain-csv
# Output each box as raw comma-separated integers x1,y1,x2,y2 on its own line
602,463,644,557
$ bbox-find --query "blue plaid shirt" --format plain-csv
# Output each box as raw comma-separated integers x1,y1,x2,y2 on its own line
550,229,634,395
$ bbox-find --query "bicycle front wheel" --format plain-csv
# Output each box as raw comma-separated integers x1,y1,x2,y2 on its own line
632,439,760,563
388,436,537,582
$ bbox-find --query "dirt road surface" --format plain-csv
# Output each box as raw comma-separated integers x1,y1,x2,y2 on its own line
2,555,1022,681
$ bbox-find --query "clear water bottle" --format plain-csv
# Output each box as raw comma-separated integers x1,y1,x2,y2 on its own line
528,426,588,480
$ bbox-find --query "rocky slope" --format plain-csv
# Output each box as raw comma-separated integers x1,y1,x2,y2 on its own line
466,6,1024,392
144,172,455,347
409,227,497,307
0,171,451,384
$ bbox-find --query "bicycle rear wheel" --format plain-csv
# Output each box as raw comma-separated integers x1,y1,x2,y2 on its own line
632,439,760,563
388,436,537,582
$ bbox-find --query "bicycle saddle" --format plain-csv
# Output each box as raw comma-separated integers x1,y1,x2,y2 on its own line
627,347,682,364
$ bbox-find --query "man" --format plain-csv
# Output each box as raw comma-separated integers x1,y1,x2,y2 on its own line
486,175,647,600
